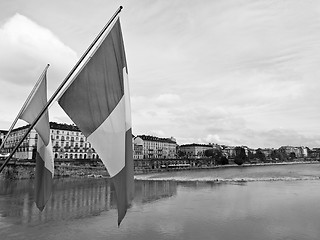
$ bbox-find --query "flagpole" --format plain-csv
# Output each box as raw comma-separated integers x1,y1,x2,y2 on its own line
0,6,123,173
0,64,50,152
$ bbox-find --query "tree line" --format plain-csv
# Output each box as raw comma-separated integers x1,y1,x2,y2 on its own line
202,147,300,166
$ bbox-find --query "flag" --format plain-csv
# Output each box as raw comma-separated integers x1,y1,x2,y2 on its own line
19,68,54,211
58,17,134,225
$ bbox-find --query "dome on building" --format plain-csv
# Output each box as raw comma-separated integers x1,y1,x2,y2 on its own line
134,137,143,145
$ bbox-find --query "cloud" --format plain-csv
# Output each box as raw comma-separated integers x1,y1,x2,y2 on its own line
0,14,78,128
155,94,181,106
1,2,320,150
204,127,320,149
256,128,320,149
0,13,77,86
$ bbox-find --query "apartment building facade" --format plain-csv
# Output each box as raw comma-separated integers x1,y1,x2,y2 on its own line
133,135,177,159
2,122,98,160
179,143,213,158
279,146,308,158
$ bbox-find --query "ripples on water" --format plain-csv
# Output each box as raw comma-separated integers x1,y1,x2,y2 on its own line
0,164,320,240
136,163,320,182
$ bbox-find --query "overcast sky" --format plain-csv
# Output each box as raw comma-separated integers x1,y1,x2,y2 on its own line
0,0,320,149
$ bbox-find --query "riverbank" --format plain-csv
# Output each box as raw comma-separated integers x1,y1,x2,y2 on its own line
0,164,109,180
1,160,319,180
135,161,320,183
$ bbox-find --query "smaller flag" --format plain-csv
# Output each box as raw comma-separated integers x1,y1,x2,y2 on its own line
19,67,54,211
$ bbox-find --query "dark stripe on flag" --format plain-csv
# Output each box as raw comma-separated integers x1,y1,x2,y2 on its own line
34,152,53,211
112,128,134,225
59,20,127,137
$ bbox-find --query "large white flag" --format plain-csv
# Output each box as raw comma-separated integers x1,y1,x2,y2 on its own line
58,17,134,225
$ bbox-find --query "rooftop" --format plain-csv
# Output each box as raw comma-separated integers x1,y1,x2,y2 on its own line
136,135,176,144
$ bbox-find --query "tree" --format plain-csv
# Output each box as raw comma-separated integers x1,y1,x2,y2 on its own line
204,149,215,158
255,149,266,162
213,149,222,160
247,150,255,161
289,152,296,160
271,149,288,162
204,148,223,166
234,147,247,165
278,151,288,162
270,150,278,160
219,156,229,165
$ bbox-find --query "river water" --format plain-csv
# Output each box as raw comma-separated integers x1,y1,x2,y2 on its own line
1,163,320,240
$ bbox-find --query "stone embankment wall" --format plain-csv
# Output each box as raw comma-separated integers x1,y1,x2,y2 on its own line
0,164,109,180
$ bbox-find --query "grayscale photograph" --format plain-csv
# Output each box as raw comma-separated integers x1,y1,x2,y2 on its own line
0,1,320,239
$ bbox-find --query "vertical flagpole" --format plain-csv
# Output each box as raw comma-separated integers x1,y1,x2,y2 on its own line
0,6,123,173
0,64,50,152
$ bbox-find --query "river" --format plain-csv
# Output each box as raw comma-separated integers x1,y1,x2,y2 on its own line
1,163,320,240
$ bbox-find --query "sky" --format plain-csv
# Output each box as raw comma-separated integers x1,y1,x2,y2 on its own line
0,0,320,149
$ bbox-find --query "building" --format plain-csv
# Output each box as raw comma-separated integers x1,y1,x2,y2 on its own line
50,122,98,160
2,124,36,159
2,122,98,160
134,135,177,159
179,143,212,158
279,146,307,158
300,146,308,157
309,148,320,159
221,146,236,158
0,130,7,148
133,136,144,159
260,148,274,158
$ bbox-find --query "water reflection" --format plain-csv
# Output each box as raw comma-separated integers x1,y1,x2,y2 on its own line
134,180,177,204
1,176,320,240
0,178,177,226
